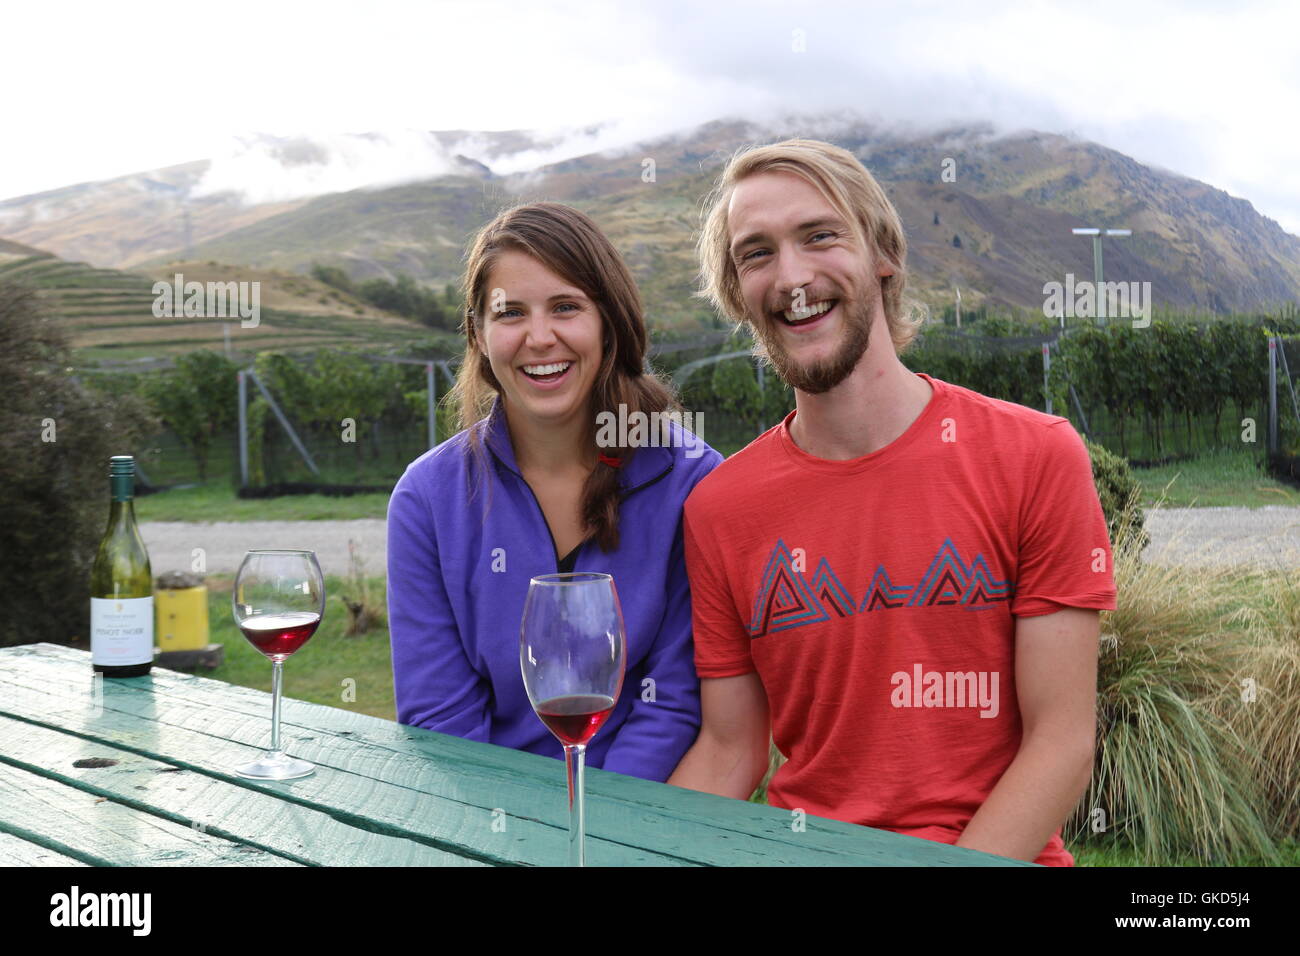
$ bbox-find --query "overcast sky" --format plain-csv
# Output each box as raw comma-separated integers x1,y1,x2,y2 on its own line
4,0,1299,235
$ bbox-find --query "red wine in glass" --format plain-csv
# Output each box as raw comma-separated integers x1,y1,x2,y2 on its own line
520,572,627,867
535,694,616,746
239,611,321,660
231,549,325,780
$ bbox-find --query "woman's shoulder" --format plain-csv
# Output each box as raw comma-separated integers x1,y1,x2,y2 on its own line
394,424,490,496
674,441,724,481
647,418,724,489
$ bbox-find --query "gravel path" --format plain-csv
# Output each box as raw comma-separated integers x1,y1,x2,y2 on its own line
1141,506,1300,568
140,520,388,579
139,506,1300,576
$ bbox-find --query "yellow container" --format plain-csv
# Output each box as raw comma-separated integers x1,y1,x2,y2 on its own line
155,586,210,651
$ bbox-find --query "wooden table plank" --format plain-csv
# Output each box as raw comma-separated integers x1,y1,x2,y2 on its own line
0,651,683,866
0,645,1026,866
0,761,300,866
1,652,913,865
2,644,1018,866
0,831,88,866
0,716,485,868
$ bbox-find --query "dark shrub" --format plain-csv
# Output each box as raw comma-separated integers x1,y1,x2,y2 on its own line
1084,435,1149,552
0,283,157,647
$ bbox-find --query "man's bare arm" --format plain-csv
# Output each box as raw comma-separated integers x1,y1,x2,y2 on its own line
956,607,1099,861
668,673,772,800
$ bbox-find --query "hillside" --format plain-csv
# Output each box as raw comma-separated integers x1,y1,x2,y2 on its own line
0,244,428,362
170,119,1300,321
160,176,493,286
0,129,564,273
498,118,1300,316
865,125,1300,313
0,237,48,257
3,116,1298,325
0,161,308,271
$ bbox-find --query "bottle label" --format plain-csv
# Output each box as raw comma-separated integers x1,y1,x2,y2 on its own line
91,597,154,666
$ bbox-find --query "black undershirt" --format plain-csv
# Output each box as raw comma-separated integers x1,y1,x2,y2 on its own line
557,543,582,573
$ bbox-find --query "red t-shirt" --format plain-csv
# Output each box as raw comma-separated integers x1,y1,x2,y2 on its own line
683,374,1117,866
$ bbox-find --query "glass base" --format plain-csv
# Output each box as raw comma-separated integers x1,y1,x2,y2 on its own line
235,750,315,780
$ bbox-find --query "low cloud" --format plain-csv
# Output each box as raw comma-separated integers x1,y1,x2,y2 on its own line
191,130,466,205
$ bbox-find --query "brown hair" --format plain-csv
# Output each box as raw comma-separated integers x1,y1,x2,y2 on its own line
696,138,925,350
448,201,677,552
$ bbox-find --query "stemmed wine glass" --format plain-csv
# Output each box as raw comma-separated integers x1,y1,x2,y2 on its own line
520,572,627,867
231,549,325,780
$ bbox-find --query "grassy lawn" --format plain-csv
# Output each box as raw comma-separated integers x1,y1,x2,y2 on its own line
198,573,395,721
1071,838,1300,867
1134,448,1299,508
136,484,393,522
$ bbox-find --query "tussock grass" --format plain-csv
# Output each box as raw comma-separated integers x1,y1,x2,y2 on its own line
1068,503,1295,864
340,538,387,636
1210,556,1300,839
748,738,785,805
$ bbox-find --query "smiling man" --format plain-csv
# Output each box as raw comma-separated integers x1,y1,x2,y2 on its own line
667,139,1117,866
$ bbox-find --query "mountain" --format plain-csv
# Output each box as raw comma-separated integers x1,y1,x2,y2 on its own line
0,130,539,273
488,117,1300,318
0,237,48,257
0,161,307,271
859,124,1300,314
2,117,1297,327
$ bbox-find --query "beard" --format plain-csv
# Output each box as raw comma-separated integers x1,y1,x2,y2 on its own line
751,286,874,395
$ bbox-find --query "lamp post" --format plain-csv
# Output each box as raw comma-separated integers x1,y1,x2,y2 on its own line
1071,226,1131,324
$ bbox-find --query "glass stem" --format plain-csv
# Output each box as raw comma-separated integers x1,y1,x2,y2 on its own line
270,658,284,756
565,743,586,867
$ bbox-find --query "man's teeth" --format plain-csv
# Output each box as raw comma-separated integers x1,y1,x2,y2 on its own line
783,300,833,322
523,362,572,376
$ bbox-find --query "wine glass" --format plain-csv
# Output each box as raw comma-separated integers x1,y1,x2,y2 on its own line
231,549,325,780
520,572,627,867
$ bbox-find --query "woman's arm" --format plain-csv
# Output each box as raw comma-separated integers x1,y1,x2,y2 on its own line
598,517,703,781
387,471,492,740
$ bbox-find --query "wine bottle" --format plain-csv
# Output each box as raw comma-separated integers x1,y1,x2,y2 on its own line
89,456,153,676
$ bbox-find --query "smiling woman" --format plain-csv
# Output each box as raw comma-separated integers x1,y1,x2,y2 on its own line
472,249,605,472
385,202,722,783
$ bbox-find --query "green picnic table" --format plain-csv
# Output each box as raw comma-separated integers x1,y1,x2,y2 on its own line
0,644,1029,867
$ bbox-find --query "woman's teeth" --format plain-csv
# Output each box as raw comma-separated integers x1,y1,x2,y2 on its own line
782,300,834,324
522,361,572,379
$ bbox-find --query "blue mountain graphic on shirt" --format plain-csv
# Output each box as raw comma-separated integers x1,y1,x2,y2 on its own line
748,539,830,636
749,537,1012,637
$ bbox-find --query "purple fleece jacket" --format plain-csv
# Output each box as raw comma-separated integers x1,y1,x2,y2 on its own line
387,397,721,782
